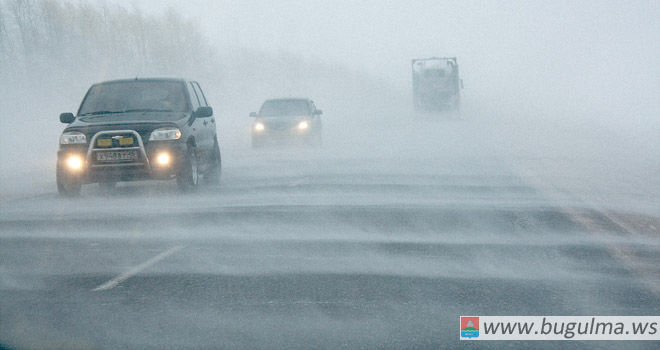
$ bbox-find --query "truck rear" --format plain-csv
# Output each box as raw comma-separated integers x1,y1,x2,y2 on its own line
412,57,461,113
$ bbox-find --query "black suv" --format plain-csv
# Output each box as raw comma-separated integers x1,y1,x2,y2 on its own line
57,78,221,196
250,98,322,147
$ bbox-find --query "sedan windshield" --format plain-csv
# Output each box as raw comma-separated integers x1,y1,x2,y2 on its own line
259,100,310,117
78,81,188,115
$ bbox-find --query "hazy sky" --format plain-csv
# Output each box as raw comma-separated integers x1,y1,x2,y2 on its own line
122,0,658,74
113,0,658,125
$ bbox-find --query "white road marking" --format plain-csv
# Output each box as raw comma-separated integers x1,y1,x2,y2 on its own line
92,245,184,291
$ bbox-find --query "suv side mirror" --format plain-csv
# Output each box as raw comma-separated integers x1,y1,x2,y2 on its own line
60,112,75,124
194,106,213,118
249,112,258,118
314,109,323,115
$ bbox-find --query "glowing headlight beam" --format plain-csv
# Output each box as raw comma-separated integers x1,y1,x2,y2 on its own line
67,155,83,170
297,121,309,130
156,153,170,166
254,122,265,131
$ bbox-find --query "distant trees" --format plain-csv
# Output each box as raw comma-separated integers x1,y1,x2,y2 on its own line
0,0,214,88
0,2,8,64
0,0,403,122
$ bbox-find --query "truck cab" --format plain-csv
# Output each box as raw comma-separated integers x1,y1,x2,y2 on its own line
412,57,462,114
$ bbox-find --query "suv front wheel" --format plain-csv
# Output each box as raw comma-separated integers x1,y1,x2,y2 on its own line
176,147,199,191
56,164,82,196
203,138,221,185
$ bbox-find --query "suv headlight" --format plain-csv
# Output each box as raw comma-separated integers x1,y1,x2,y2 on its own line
59,131,87,144
297,120,309,130
149,127,182,141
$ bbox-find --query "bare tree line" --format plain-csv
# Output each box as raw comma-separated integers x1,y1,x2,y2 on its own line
0,0,404,124
0,0,213,85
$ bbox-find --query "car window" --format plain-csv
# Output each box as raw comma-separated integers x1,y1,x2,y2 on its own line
187,82,201,110
259,100,311,117
78,81,189,115
192,82,208,107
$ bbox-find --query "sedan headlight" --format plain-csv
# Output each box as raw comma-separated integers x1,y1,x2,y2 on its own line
254,122,265,131
59,131,87,144
149,127,182,141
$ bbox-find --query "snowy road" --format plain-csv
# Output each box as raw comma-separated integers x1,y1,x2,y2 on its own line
1,119,658,349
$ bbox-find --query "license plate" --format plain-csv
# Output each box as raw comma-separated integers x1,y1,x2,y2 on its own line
96,151,138,162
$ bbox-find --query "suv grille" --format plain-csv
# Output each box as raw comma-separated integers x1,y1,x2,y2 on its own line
94,133,138,148
88,130,147,167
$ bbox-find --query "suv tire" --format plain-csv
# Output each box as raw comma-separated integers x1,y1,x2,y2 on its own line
56,165,82,197
177,147,199,191
204,138,222,185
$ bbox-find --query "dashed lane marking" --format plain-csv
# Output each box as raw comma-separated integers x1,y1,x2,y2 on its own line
92,245,184,291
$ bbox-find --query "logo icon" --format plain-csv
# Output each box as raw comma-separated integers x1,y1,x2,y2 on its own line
460,316,479,338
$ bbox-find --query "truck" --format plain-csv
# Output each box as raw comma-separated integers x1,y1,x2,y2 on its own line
412,57,462,113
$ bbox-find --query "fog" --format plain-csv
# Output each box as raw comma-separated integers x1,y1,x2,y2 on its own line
0,1,659,348
137,0,659,126
0,0,657,269
1,0,658,200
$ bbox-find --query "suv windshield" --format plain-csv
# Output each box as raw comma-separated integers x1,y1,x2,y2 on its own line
78,81,188,115
259,100,310,117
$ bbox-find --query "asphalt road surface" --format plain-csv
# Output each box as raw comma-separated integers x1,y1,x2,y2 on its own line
1,119,658,349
